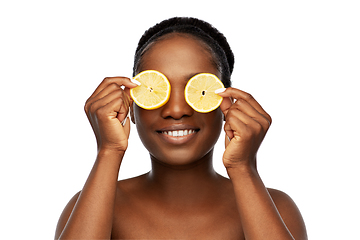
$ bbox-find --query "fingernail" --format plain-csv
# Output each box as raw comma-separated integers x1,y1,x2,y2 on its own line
131,79,141,86
121,117,127,126
215,88,226,94
121,111,130,126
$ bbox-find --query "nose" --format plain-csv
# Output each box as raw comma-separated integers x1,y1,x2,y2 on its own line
160,87,194,120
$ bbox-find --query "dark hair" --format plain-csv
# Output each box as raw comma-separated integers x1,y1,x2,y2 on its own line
133,17,234,87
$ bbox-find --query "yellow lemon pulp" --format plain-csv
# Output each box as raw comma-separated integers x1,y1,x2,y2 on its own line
130,70,171,110
184,73,224,113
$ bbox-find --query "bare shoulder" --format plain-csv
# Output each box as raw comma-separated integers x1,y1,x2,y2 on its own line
54,191,81,239
267,188,308,240
114,173,150,206
267,188,303,216
268,188,296,205
55,175,148,239
116,173,149,193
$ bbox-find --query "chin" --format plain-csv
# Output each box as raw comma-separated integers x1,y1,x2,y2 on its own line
150,146,214,169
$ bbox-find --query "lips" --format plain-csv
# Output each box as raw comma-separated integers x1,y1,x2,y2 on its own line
156,124,200,144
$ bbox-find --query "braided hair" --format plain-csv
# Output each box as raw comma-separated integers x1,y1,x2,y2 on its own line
133,17,234,87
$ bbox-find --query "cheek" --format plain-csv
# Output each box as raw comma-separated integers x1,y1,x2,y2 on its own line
202,109,223,144
134,105,150,138
133,105,160,151
133,104,224,164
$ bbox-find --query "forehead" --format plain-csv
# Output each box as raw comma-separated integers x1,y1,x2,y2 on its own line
139,34,219,81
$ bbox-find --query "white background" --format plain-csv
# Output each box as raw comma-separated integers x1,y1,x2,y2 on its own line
1,1,359,239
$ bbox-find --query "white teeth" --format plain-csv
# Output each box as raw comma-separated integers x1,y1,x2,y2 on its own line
162,129,196,137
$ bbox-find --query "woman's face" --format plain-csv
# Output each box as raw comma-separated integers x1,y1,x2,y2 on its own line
133,34,223,167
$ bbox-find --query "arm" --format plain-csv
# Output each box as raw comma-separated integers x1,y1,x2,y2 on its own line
54,77,137,239
227,166,307,240
217,88,307,240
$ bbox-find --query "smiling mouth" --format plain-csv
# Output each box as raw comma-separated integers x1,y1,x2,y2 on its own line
159,129,199,137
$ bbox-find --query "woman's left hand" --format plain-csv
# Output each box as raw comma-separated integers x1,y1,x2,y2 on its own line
217,87,272,170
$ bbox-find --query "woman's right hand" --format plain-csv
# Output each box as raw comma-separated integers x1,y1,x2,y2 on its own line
84,77,138,153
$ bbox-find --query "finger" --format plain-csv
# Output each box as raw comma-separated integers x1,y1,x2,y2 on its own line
87,85,133,118
121,114,129,126
122,116,131,139
88,83,122,105
119,97,131,138
230,99,271,131
109,97,131,139
227,104,258,125
123,86,134,107
225,134,231,148
219,95,233,117
217,87,271,125
88,89,128,120
223,114,249,140
88,77,138,101
95,97,129,141
117,96,130,124
97,96,130,130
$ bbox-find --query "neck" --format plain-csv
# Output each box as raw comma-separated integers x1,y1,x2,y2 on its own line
146,149,220,205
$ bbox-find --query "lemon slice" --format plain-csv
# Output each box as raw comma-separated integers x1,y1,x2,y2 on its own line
130,70,171,110
184,73,224,113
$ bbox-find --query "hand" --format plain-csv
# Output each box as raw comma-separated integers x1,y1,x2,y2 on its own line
84,77,138,153
217,88,272,169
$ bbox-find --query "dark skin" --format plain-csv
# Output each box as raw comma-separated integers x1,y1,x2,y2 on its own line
55,34,307,239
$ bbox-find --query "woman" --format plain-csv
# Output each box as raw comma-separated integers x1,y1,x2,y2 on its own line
55,17,307,239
